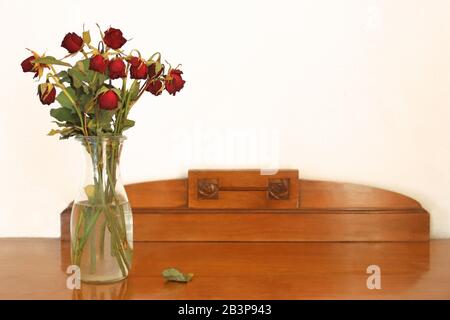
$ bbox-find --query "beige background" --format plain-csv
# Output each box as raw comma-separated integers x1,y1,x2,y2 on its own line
0,0,449,237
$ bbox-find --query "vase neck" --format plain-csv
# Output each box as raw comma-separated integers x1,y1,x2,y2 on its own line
75,136,127,204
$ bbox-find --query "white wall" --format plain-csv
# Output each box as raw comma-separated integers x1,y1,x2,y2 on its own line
0,0,449,238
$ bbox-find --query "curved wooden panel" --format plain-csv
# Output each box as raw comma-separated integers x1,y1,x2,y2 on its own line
61,172,430,242
124,178,423,210
125,179,187,209
299,180,422,210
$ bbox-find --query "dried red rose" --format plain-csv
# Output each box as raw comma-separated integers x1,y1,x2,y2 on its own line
89,55,109,73
108,58,126,79
129,57,147,79
21,51,48,78
98,90,119,110
165,69,185,95
61,32,83,53
146,79,163,96
38,83,56,105
21,55,35,73
148,62,163,79
103,27,127,49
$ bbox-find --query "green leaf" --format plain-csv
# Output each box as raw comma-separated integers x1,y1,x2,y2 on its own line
74,58,109,87
95,73,107,87
56,88,77,110
79,93,94,112
82,30,91,44
81,83,90,94
58,75,71,84
47,129,62,136
68,68,84,89
162,268,194,283
75,60,86,73
129,80,140,101
51,121,67,127
122,119,135,131
50,107,78,123
56,71,68,78
87,118,97,131
97,109,115,132
34,56,72,67
47,127,76,137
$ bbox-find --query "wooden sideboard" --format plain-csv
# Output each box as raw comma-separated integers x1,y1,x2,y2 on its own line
61,170,429,242
0,169,433,300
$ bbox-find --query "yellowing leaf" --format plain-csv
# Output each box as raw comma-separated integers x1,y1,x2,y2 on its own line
84,185,96,200
82,30,91,45
162,268,194,282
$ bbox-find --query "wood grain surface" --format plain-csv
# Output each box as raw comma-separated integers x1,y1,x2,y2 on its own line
1,238,449,300
130,210,429,242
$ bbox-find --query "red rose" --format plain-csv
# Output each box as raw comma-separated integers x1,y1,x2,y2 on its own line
129,57,147,79
148,62,163,79
146,79,163,96
98,90,119,110
21,55,35,73
165,69,185,95
103,27,127,49
61,32,83,53
108,58,126,79
38,83,56,105
89,55,109,73
21,51,48,79
128,56,141,67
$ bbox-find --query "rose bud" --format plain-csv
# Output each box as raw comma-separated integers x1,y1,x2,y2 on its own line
98,90,119,110
38,83,56,105
21,50,48,79
21,55,35,73
103,27,127,49
108,58,126,79
61,32,83,53
146,79,163,96
129,57,147,79
148,62,163,79
89,54,109,73
165,69,185,96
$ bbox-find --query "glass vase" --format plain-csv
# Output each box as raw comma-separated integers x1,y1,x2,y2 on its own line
70,136,133,283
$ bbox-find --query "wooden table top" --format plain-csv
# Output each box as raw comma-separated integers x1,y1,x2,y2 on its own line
0,238,449,300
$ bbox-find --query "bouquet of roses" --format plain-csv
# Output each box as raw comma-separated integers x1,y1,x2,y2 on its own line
21,25,185,139
21,26,185,282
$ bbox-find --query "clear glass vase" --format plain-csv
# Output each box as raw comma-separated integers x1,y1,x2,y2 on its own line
70,136,133,284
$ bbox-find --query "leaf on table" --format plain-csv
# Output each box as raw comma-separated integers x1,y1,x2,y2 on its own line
162,268,194,283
